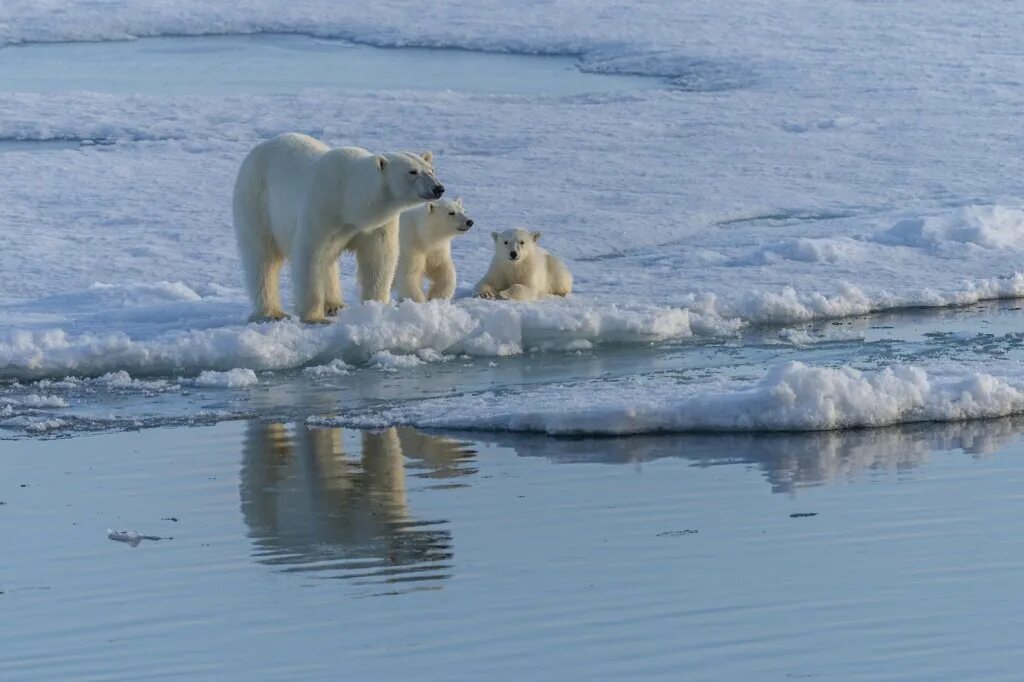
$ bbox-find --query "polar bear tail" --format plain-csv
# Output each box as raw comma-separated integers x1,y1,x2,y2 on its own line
233,151,286,320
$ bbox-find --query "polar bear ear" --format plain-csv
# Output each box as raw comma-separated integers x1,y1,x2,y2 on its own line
455,196,463,206
427,202,435,213
531,231,542,243
375,155,388,172
491,231,499,242
420,151,433,164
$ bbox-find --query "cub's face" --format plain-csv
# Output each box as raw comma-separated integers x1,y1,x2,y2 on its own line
492,228,541,262
379,151,444,203
427,197,474,235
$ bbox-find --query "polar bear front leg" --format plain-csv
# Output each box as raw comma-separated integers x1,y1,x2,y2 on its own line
355,218,399,303
397,253,428,303
475,280,499,299
498,283,539,301
426,256,456,301
324,260,345,316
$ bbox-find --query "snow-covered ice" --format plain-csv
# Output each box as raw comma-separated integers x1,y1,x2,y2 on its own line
326,361,1024,435
2,2,1024,435
190,368,259,388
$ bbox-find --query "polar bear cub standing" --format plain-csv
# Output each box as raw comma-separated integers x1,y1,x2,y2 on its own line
233,132,444,323
475,228,572,301
394,198,474,302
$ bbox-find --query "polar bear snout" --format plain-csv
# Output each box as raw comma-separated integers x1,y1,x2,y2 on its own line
457,219,474,232
418,182,445,201
508,250,520,261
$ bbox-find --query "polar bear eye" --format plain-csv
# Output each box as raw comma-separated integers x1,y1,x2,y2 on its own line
448,211,456,215
504,241,509,245
408,170,419,175
518,241,524,245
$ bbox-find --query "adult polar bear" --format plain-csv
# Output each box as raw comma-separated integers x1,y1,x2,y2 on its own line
233,133,445,323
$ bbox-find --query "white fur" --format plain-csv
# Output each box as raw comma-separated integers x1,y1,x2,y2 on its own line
475,228,573,301
232,132,444,323
394,198,474,302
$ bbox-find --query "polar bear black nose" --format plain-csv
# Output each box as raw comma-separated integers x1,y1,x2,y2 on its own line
465,219,474,228
432,184,445,198
509,251,519,260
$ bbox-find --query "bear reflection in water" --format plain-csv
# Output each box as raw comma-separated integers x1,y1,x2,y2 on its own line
240,422,475,588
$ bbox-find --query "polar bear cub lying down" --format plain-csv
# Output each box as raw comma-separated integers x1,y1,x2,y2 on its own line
475,228,572,301
394,198,475,302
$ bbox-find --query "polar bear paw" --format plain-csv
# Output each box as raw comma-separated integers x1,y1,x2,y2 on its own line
324,302,345,317
250,310,291,323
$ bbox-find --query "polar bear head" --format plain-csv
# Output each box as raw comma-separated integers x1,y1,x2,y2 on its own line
378,151,444,204
426,197,474,236
492,228,541,262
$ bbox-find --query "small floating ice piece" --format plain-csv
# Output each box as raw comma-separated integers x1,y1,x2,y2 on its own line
107,528,162,547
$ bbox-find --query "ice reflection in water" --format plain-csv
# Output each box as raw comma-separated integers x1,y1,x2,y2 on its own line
237,416,1023,596
476,416,1024,493
240,423,475,592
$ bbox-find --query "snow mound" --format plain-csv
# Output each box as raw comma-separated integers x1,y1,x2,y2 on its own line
732,238,865,266
0,393,68,408
190,368,258,388
874,206,1024,253
1,415,68,433
95,370,173,391
323,361,1024,435
370,351,424,371
302,359,352,378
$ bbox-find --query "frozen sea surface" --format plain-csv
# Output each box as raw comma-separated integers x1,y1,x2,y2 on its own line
4,300,1024,437
4,419,1024,681
0,8,1021,433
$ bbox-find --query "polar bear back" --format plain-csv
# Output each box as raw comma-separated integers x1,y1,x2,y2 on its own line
257,133,329,252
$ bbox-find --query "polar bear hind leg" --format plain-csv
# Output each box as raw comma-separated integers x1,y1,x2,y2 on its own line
425,253,456,301
234,196,288,322
549,257,573,297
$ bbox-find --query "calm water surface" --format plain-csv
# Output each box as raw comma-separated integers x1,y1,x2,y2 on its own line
0,33,661,96
3,419,1024,680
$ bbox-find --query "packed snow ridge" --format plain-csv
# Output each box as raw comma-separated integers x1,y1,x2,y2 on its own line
0,295,699,380
3,271,1024,381
325,361,1024,435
